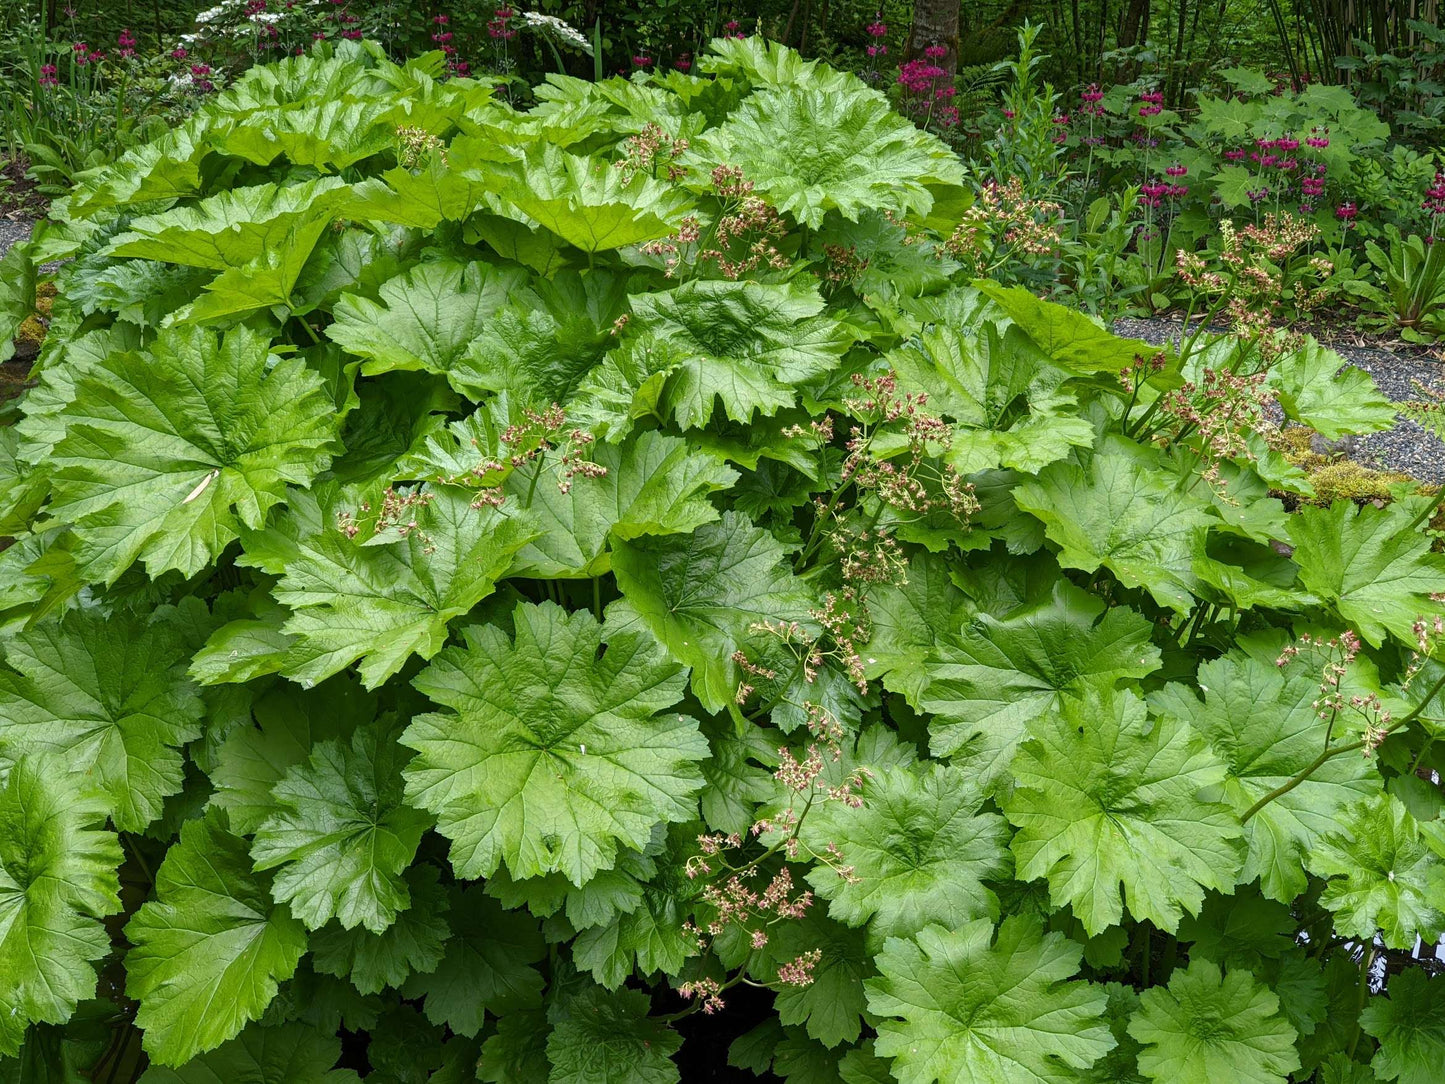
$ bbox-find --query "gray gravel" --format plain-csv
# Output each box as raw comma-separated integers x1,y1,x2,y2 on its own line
1113,316,1445,485
0,218,32,260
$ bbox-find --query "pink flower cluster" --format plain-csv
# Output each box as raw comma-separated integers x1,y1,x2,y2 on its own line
487,6,515,40
431,14,453,50
1138,88,1163,117
429,13,469,75
1249,137,1300,172
866,16,887,58
1138,162,1188,207
723,19,744,38
897,57,944,93
896,52,957,127
1423,172,1445,217
1079,83,1105,117
38,63,58,88
117,28,136,59
1140,180,1185,209
316,0,361,41
71,40,105,65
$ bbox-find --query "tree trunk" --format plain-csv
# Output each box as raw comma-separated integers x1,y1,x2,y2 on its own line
905,0,960,78
1118,0,1150,47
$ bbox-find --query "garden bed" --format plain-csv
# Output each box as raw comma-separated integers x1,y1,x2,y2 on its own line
1,31,1444,1084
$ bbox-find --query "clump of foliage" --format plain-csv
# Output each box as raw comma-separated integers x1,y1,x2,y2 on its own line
3,35,1445,1084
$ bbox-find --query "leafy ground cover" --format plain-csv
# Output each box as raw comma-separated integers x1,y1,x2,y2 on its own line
2,34,1445,1084
10,4,1445,350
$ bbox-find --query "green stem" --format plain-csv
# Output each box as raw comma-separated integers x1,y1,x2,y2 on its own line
591,576,602,621
1242,670,1445,824
1140,924,1151,988
1405,492,1443,534
1346,944,1376,1059
1160,933,1178,984
523,460,544,509
120,832,154,885
1409,737,1435,776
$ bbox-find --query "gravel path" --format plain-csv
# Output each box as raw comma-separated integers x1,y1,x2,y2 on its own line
0,219,32,259
1115,316,1445,485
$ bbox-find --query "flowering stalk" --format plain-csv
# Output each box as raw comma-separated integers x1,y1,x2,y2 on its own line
670,703,868,1019
1243,627,1445,824
791,371,976,575
639,165,789,282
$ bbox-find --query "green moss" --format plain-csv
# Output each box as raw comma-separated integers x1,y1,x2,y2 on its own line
1273,424,1432,505
1305,460,1415,503
10,280,55,357
14,314,45,352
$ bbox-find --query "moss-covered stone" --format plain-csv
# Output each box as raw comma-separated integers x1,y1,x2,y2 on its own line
1273,424,1432,505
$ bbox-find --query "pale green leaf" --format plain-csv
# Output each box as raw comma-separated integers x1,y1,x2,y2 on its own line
506,430,737,578
1359,968,1445,1084
44,324,338,587
1149,638,1380,901
310,863,450,995
326,261,529,387
626,279,856,429
609,510,813,712
1306,793,1445,950
0,758,121,1058
499,145,692,253
205,678,373,836
0,606,202,831
402,601,707,883
1003,689,1245,936
799,762,1011,940
1291,497,1445,648
108,178,350,269
125,811,309,1066
866,916,1115,1084
697,83,964,228
251,723,431,933
914,579,1160,793
1269,340,1396,440
1127,959,1300,1083
1014,437,1216,613
234,484,537,689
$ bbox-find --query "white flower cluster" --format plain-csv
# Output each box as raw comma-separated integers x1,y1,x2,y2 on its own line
193,3,232,23
520,11,592,53
193,0,283,30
